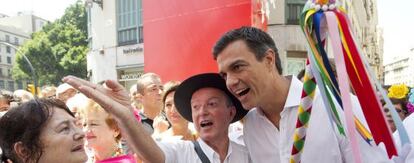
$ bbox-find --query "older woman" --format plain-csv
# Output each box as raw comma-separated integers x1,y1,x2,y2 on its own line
0,98,87,163
155,81,197,141
80,99,131,162
383,97,410,132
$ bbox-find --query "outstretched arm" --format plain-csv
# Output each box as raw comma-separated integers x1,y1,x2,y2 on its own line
63,76,165,163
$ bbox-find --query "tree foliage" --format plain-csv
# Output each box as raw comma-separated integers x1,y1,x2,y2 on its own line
13,0,88,86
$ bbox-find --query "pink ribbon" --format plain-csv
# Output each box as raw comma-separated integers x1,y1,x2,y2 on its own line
326,11,362,163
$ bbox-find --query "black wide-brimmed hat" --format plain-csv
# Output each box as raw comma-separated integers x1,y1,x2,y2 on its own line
174,73,247,123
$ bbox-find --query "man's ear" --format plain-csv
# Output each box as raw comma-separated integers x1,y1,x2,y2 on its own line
229,106,236,121
263,49,276,71
13,142,29,161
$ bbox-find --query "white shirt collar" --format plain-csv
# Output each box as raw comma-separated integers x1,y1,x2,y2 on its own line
253,76,303,118
198,138,233,161
284,75,303,108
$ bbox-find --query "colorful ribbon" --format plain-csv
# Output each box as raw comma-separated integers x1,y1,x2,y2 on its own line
290,0,401,162
326,11,361,162
335,9,397,157
290,60,316,163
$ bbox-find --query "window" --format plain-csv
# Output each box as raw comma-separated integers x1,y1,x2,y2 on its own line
7,81,14,91
287,58,306,76
7,56,11,64
6,46,11,53
0,56,2,63
7,69,11,77
0,80,4,89
286,0,306,25
5,35,10,42
138,26,143,43
0,68,3,77
117,0,142,45
17,81,23,89
14,37,19,45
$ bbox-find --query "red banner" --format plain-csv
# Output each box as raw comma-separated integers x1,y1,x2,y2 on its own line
143,0,256,82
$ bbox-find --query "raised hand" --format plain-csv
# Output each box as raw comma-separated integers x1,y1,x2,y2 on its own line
62,76,165,163
62,76,133,119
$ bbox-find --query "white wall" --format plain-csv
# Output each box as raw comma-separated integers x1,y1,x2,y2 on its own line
87,0,144,84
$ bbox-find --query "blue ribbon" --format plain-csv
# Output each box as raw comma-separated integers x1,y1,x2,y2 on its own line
313,11,343,108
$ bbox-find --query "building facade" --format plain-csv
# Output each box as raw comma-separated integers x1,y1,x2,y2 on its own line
86,0,383,88
0,12,48,34
343,0,384,83
267,0,383,82
0,13,48,92
384,53,414,87
0,25,30,91
86,0,144,89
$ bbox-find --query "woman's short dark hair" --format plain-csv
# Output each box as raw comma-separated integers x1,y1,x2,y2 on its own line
391,98,409,114
0,98,74,163
162,81,181,105
381,97,409,115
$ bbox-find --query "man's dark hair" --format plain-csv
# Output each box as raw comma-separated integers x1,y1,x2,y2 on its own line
297,69,305,80
0,98,74,163
213,26,282,74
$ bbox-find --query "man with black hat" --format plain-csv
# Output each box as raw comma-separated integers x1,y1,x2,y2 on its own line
63,73,251,163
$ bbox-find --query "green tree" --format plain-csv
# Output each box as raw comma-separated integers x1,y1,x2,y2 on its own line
12,0,88,86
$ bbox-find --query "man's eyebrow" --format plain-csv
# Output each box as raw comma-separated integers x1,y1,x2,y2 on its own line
219,59,245,74
207,97,220,101
228,59,246,68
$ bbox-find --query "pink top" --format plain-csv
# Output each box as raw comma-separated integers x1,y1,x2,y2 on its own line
133,108,141,122
97,154,136,163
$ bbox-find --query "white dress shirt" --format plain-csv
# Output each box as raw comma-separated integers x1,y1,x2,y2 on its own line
243,76,401,163
158,138,251,163
393,113,414,163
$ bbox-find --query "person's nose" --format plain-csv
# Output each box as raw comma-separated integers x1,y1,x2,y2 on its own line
384,110,392,118
157,88,163,95
171,105,178,113
199,105,209,116
226,73,239,91
74,126,86,141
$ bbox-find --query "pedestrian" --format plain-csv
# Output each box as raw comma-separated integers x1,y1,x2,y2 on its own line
63,73,251,163
212,26,408,162
0,98,87,163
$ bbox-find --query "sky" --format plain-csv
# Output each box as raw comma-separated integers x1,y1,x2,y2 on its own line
0,0,412,65
0,0,78,21
377,0,414,64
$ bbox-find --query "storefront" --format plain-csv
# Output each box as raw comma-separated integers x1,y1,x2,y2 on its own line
117,66,144,90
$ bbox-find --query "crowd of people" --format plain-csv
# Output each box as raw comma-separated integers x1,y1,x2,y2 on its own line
1,27,414,163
